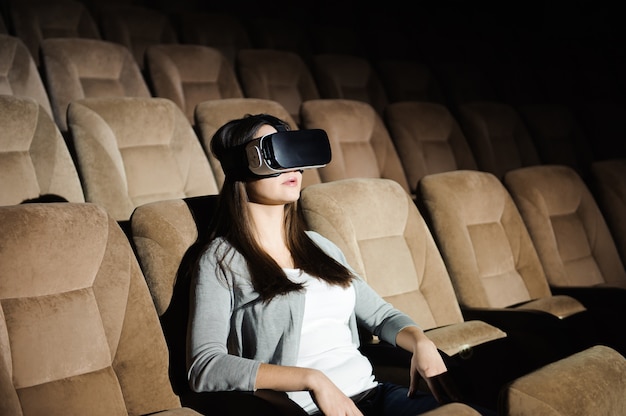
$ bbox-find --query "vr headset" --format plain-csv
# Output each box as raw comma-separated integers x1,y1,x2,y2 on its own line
222,129,332,179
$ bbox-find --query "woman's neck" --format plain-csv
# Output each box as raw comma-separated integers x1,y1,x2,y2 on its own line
249,202,294,268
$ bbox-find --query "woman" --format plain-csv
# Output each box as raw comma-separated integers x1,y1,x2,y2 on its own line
187,114,487,416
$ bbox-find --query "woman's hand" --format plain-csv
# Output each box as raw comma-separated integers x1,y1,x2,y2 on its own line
308,370,364,416
396,326,449,402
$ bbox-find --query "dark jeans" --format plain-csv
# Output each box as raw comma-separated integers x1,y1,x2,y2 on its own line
355,382,497,416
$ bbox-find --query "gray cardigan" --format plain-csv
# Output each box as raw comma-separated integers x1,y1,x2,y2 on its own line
187,230,418,393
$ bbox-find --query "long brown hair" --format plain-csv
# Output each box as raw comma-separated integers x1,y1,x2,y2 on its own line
208,114,354,301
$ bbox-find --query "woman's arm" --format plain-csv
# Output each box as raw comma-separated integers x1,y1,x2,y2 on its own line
396,326,448,401
256,364,363,416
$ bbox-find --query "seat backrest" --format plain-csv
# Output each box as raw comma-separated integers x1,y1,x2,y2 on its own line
457,101,541,179
0,34,52,117
194,97,322,189
591,158,626,267
374,59,447,104
98,4,178,70
384,101,477,193
300,98,411,194
175,11,251,68
67,96,218,221
236,48,320,125
130,195,216,396
0,202,194,415
516,103,594,181
9,0,101,66
301,177,465,329
0,94,84,205
504,164,626,288
145,44,244,124
502,345,626,416
40,37,151,132
418,169,553,309
312,53,388,115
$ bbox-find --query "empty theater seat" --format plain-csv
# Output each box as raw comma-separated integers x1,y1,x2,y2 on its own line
66,96,218,222
0,94,84,205
300,99,411,195
40,37,151,132
0,202,202,416
144,43,244,124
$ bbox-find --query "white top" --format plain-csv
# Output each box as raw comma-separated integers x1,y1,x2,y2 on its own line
284,269,378,414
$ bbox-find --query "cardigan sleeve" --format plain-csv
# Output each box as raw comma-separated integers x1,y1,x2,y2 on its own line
187,239,261,392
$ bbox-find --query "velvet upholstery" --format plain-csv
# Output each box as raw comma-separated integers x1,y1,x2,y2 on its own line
194,97,322,189
300,99,411,194
375,59,446,104
98,4,178,70
0,202,201,416
0,95,84,205
591,158,626,266
505,165,626,289
0,34,53,117
312,53,389,115
457,101,541,179
145,44,244,124
66,96,218,221
418,169,595,366
175,11,251,68
8,0,101,66
40,37,151,132
236,49,320,125
501,345,626,416
384,101,477,193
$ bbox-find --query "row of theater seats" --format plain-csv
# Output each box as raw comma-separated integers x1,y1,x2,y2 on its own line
3,174,626,415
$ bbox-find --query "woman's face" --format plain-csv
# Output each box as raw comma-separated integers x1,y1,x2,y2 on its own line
244,124,303,205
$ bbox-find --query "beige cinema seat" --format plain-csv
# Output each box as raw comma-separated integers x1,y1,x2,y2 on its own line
504,164,626,354
145,43,244,124
0,34,53,117
300,98,411,195
457,101,541,179
0,202,202,416
0,94,84,205
312,53,389,116
9,0,101,66
40,37,151,132
66,96,218,222
98,4,178,70
384,101,477,194
418,169,596,368
236,48,320,125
